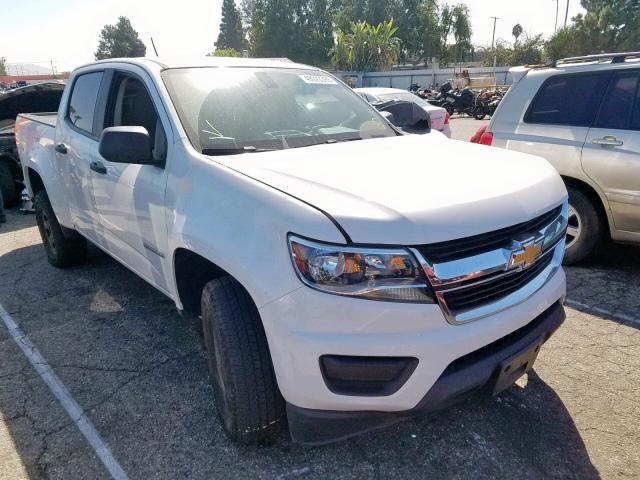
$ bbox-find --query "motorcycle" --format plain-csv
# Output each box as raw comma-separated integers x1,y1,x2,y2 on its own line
435,82,476,116
472,89,503,120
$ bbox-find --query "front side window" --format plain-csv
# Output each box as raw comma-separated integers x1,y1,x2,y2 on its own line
106,74,166,161
596,71,640,131
67,71,103,134
525,72,610,127
162,67,395,154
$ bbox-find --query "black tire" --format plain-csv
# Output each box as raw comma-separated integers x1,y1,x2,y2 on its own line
0,160,20,207
473,105,487,120
201,277,286,444
563,186,602,265
34,190,87,268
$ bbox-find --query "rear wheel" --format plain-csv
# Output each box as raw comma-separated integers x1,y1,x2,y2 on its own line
201,277,286,444
473,105,487,120
34,190,87,268
563,186,602,265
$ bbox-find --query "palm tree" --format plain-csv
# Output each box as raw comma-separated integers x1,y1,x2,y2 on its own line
330,20,400,71
512,23,523,47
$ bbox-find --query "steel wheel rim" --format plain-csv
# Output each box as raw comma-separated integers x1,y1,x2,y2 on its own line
566,204,582,249
41,211,56,251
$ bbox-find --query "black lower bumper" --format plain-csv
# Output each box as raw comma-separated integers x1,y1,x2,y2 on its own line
287,301,566,445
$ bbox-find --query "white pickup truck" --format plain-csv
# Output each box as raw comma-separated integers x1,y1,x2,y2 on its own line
16,57,568,445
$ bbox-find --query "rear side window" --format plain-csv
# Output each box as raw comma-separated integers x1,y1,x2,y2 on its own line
67,72,103,134
595,71,640,130
525,73,610,127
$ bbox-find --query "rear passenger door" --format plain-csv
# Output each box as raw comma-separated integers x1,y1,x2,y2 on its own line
509,72,610,175
56,69,108,237
90,67,172,292
582,69,640,233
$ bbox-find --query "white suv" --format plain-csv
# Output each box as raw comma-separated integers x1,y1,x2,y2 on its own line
480,52,640,264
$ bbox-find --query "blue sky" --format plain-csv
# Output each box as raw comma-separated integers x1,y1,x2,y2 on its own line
0,0,585,73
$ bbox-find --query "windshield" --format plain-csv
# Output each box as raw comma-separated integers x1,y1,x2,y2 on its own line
378,92,429,107
162,67,396,154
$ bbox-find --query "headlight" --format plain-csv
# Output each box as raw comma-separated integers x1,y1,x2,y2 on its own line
288,235,435,303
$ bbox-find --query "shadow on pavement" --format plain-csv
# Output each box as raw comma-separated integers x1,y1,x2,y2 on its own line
0,242,601,479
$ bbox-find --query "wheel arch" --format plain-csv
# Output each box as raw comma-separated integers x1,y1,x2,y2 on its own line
561,175,611,239
173,247,258,316
26,167,46,195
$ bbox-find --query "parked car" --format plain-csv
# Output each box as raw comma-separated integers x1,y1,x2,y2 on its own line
17,57,568,445
0,82,65,206
476,51,640,264
355,87,451,137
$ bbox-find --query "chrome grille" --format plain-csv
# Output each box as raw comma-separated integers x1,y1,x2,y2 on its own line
439,252,553,312
415,206,562,263
411,203,568,324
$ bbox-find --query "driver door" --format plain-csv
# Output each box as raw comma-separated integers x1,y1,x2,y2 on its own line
90,68,171,292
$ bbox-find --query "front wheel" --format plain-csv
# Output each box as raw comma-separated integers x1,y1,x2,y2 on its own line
34,190,87,268
201,277,286,444
563,186,603,265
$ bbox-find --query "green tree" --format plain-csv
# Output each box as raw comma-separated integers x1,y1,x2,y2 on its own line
512,23,523,46
94,17,146,60
247,0,333,65
212,48,242,57
450,4,472,64
330,19,400,71
416,0,441,64
544,25,593,61
216,0,245,51
0,58,6,76
575,0,640,52
511,33,544,65
396,0,427,63
545,0,639,61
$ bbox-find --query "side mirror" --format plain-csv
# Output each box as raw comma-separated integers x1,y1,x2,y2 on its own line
99,126,155,165
379,110,395,125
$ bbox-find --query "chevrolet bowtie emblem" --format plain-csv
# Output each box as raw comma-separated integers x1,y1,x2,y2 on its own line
508,240,543,270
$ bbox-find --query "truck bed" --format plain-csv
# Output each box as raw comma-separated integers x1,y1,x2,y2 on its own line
18,112,57,128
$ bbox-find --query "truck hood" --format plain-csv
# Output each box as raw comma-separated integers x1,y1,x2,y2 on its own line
215,134,567,245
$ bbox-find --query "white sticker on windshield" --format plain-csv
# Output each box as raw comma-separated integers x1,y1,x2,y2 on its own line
299,74,338,85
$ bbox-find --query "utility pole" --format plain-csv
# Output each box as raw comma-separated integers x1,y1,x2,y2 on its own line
491,16,499,75
564,0,570,28
553,0,559,33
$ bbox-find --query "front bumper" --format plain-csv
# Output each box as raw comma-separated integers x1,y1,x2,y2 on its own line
258,267,565,413
286,300,565,444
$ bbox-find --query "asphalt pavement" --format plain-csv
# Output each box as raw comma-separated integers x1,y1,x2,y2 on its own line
0,119,638,479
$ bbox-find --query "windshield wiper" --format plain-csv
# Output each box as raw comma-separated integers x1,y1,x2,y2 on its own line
202,146,275,156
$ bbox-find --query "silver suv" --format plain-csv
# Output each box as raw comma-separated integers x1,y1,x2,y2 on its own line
480,52,640,264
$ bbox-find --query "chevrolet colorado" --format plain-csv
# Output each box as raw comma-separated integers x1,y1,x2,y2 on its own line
16,57,568,445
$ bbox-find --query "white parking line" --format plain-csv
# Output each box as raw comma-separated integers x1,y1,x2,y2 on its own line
565,298,640,327
0,303,129,480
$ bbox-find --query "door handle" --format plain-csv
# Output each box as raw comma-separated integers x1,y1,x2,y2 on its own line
90,160,107,175
592,136,623,147
55,143,67,154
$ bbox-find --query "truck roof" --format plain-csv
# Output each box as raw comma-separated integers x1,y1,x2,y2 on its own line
77,56,317,73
